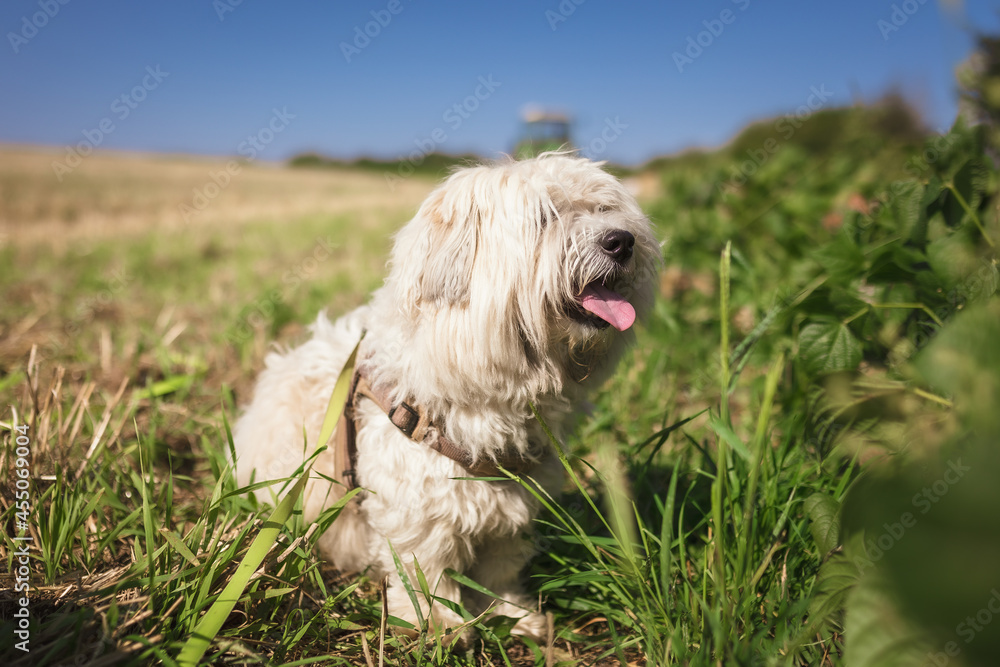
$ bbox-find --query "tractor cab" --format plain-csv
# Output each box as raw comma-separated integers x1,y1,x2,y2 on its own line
514,109,572,158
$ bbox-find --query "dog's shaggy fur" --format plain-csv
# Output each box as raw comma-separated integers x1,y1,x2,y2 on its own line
232,153,660,640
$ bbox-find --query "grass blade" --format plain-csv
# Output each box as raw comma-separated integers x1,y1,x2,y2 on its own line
176,339,360,666
176,471,308,667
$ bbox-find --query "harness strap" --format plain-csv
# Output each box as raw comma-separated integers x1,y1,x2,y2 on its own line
333,366,362,490
334,363,536,490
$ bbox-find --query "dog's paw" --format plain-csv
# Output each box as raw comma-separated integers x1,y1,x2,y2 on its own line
391,623,474,648
510,610,549,643
488,598,549,643
390,605,474,647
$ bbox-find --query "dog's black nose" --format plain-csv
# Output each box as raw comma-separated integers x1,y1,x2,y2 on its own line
600,229,635,262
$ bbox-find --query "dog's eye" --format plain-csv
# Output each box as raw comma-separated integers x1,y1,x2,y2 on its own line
597,204,612,214
540,209,549,229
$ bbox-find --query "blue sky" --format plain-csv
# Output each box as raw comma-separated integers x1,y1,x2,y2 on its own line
2,0,998,166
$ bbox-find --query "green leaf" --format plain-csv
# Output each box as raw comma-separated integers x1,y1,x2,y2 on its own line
445,569,529,613
807,551,859,634
798,322,863,375
926,232,979,289
916,300,1000,430
134,374,195,399
176,472,306,667
889,181,923,235
159,528,200,567
813,234,865,281
951,158,988,217
909,177,944,247
390,546,425,629
844,572,933,667
804,492,841,555
708,414,751,462
841,442,1000,666
867,244,915,284
176,339,361,667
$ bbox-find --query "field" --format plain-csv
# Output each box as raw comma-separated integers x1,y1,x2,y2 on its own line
1,93,999,666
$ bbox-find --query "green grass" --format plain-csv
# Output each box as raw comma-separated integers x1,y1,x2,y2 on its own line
1,94,999,666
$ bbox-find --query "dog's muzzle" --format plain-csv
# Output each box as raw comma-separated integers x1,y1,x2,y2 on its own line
599,229,635,263
566,228,640,332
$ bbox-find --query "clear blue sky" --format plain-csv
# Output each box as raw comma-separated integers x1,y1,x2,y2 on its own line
2,0,998,166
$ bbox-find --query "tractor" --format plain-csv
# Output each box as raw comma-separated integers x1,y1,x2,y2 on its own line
514,109,572,158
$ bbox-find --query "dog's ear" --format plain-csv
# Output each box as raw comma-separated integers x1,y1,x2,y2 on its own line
391,182,478,309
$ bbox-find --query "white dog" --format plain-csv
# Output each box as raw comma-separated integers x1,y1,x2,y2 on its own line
232,153,660,641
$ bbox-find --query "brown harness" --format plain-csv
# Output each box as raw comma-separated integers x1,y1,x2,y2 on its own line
333,365,537,489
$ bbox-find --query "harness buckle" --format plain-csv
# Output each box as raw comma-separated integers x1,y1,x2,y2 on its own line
387,402,420,438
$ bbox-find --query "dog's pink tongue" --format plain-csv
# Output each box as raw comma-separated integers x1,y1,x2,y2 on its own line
580,283,636,331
